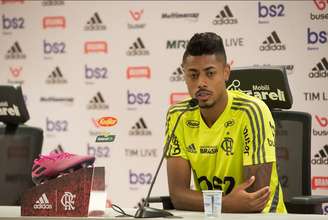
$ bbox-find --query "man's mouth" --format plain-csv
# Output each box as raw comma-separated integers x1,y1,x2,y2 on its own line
195,90,212,100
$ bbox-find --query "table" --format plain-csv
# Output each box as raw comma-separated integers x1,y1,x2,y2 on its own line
0,206,327,219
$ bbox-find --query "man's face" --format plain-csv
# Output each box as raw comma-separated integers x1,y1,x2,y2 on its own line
183,54,230,109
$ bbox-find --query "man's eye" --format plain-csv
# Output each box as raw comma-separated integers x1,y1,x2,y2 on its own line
190,73,198,79
207,71,215,77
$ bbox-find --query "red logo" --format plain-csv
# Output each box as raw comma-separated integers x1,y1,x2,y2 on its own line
10,66,23,77
312,176,328,190
129,9,144,21
313,0,328,10
315,115,328,127
84,41,108,54
170,92,190,105
126,66,151,79
43,16,66,29
1,0,24,4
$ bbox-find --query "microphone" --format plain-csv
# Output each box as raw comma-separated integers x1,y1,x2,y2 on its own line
135,98,198,218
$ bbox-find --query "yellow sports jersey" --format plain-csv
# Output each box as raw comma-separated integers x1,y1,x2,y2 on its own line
165,90,286,213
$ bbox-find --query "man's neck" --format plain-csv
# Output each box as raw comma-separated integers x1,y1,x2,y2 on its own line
200,90,228,128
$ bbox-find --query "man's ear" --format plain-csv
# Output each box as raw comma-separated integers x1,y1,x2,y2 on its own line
224,64,231,81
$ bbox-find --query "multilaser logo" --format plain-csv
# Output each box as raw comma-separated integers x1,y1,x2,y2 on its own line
84,41,108,54
42,16,66,29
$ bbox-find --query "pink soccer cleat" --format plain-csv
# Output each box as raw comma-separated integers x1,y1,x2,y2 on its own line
32,152,95,185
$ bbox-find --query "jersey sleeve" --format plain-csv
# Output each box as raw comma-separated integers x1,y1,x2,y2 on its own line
165,108,188,160
242,100,277,166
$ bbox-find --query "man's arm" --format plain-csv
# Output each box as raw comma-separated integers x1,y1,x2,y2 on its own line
244,163,273,193
167,157,271,212
167,157,204,211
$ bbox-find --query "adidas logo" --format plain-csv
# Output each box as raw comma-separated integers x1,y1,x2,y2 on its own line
87,92,109,110
84,12,106,31
212,5,238,25
51,144,64,154
126,37,150,56
170,66,184,82
5,41,26,59
187,144,197,153
46,66,67,84
33,193,52,210
129,117,151,136
259,31,286,51
311,144,328,165
309,57,328,78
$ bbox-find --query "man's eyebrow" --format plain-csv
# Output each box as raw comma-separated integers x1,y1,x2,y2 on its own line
203,66,216,71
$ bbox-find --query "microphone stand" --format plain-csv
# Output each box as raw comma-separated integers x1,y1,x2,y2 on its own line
135,99,198,218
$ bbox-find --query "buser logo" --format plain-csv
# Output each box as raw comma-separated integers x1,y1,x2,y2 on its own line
170,92,190,104
311,176,328,190
0,103,21,116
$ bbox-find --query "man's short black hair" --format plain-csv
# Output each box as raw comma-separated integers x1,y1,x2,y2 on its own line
182,32,226,64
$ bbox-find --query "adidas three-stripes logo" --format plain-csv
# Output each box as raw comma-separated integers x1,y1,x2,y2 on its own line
84,12,106,30
126,37,149,56
213,5,238,25
5,41,26,59
33,193,52,209
129,117,151,135
312,145,328,165
170,66,184,82
309,57,328,78
46,66,67,84
259,31,286,51
87,92,109,109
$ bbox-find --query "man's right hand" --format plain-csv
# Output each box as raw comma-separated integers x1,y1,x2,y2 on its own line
222,176,271,213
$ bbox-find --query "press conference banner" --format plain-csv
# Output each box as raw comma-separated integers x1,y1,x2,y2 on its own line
0,0,327,209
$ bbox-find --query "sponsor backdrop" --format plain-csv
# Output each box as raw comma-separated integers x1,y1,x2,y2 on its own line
0,0,327,208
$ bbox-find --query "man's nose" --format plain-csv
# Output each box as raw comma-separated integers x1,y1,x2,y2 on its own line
198,74,208,88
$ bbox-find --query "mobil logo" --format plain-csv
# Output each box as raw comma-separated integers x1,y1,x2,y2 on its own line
2,14,24,29
46,117,68,132
85,64,108,79
129,169,152,185
258,2,285,18
43,40,66,54
127,90,151,105
307,28,327,44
